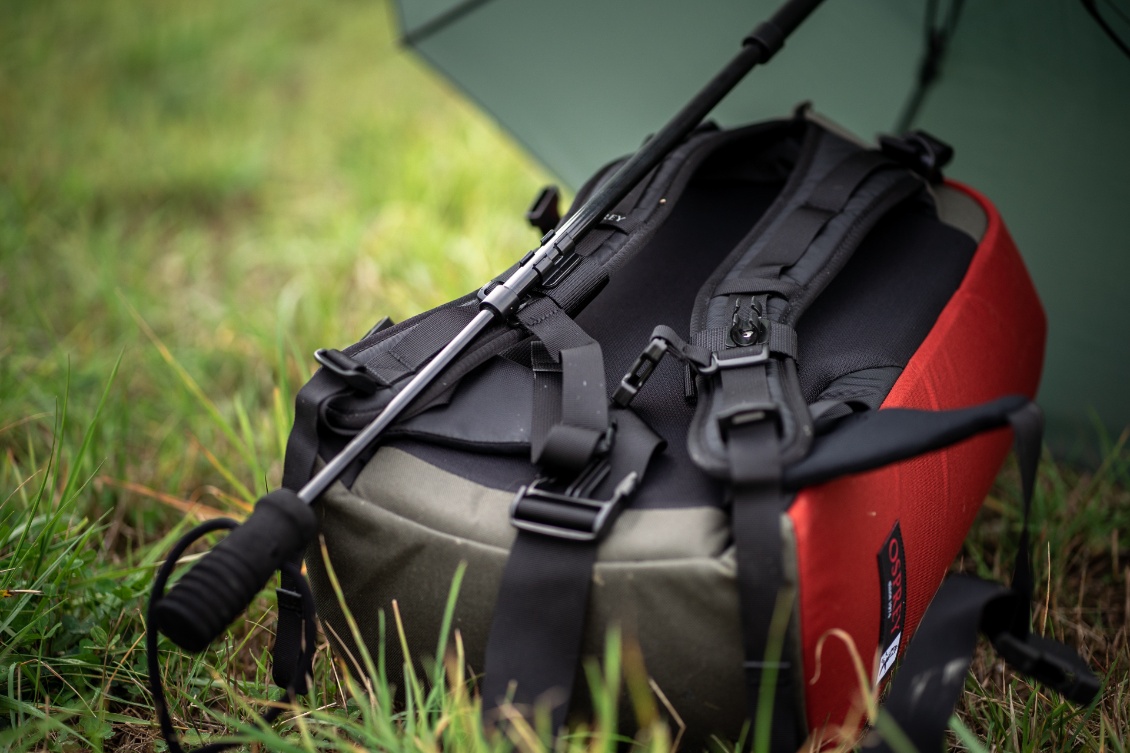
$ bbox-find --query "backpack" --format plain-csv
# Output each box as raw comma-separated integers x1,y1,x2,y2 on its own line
148,110,1099,753
272,110,1097,749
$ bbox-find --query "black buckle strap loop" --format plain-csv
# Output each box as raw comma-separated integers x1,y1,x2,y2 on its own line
716,401,781,438
705,345,772,375
512,420,642,542
612,324,773,407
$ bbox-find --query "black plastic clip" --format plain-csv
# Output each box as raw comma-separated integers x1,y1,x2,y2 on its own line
993,633,1102,706
879,130,954,183
509,465,639,542
613,337,670,407
526,185,561,236
361,315,395,341
613,327,716,408
313,348,383,395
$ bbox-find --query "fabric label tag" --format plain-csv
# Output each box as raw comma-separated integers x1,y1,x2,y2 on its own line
876,520,906,682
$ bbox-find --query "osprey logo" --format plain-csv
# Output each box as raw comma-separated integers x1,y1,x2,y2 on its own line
876,521,906,682
603,212,627,223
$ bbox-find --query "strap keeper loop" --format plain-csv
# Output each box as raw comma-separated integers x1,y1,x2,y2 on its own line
717,402,781,439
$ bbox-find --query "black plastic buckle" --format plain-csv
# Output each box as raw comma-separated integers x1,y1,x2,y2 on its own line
879,130,954,183
538,250,583,289
526,185,561,236
361,315,395,341
510,461,639,542
993,633,1102,705
313,348,383,395
613,337,669,407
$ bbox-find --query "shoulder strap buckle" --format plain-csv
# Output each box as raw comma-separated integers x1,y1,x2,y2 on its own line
993,632,1102,705
879,130,953,182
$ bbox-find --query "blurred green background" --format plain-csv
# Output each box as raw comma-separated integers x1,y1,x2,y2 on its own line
0,0,547,503
1,3,548,748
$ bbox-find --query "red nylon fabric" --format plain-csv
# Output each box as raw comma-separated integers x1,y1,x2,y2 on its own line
788,183,1046,742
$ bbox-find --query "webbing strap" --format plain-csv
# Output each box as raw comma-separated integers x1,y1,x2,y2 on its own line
863,404,1099,752
275,368,350,692
721,365,803,752
520,299,610,477
363,305,479,382
693,320,798,359
481,410,664,733
713,276,801,298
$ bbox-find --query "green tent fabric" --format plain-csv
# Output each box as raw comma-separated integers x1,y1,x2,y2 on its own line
396,0,1130,457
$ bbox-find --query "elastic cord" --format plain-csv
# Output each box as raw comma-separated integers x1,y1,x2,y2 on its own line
147,519,317,753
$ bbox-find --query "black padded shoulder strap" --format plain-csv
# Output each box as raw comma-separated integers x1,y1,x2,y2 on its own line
687,120,927,477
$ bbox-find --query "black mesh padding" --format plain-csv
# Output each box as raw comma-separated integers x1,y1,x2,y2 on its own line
794,202,976,404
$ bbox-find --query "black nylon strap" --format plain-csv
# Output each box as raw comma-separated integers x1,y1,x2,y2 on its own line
275,368,351,690
694,321,798,360
719,363,802,752
1007,401,1042,631
482,532,597,731
713,276,802,298
271,586,307,694
530,343,563,463
520,300,610,477
481,409,664,733
517,297,596,357
364,305,479,380
283,369,348,490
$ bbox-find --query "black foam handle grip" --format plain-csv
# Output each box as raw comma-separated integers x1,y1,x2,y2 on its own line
153,489,317,653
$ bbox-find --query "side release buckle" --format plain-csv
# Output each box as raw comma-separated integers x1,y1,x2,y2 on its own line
993,633,1102,705
510,456,639,542
613,337,670,407
879,130,954,183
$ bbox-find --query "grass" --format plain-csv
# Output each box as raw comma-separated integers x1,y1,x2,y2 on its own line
0,1,1126,751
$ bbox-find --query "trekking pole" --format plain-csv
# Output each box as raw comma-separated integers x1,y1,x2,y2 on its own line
152,0,826,654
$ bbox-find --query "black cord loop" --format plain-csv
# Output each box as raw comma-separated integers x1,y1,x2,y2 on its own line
147,518,317,753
